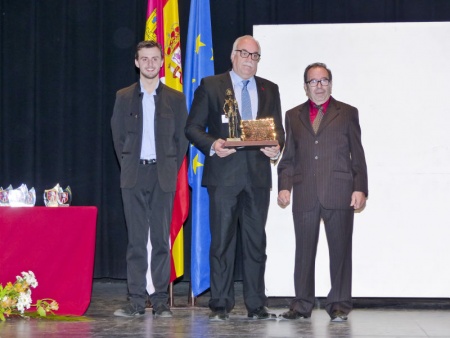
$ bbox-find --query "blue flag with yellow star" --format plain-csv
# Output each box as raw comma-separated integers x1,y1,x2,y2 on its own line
184,0,214,297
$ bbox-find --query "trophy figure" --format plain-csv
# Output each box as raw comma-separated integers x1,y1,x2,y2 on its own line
223,89,241,141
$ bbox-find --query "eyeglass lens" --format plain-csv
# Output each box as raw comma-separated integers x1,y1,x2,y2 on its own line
236,50,260,61
308,79,329,86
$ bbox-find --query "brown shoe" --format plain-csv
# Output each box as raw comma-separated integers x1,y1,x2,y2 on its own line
330,310,348,322
209,307,229,321
247,306,277,320
279,309,309,320
114,303,146,317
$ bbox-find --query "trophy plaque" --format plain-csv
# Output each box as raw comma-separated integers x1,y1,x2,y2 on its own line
221,88,278,148
224,118,278,147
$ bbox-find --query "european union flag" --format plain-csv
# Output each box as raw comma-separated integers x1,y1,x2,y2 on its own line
184,0,214,297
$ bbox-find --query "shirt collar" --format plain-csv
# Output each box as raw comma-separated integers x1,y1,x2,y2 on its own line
230,70,254,87
139,79,160,95
309,97,331,112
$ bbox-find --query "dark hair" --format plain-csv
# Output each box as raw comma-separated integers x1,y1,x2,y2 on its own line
135,40,164,60
303,62,332,83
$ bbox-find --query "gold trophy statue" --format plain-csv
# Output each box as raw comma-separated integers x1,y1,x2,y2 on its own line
223,88,241,141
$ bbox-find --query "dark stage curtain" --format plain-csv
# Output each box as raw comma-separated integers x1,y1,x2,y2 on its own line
1,0,449,280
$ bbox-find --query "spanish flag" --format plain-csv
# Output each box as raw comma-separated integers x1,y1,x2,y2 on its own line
145,0,187,282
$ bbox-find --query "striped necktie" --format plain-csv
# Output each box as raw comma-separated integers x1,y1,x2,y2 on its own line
312,104,324,134
241,80,252,120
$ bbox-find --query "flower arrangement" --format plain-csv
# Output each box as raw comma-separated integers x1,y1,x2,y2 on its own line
0,271,58,321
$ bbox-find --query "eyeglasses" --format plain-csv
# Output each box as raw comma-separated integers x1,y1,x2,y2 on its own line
234,49,261,61
306,78,330,87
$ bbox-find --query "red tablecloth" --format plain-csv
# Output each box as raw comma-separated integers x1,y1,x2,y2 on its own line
0,206,97,315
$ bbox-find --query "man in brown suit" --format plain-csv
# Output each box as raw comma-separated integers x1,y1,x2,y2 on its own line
277,62,368,322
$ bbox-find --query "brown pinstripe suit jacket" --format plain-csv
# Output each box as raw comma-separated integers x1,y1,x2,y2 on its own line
278,97,368,212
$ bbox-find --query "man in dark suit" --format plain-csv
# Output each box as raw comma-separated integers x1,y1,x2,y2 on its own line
277,62,368,322
185,35,285,321
111,41,188,318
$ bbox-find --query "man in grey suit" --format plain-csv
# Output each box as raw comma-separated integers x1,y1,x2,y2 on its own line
277,62,368,322
185,35,285,321
111,40,188,318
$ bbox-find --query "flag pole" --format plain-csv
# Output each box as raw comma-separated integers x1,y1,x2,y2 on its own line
188,282,196,307
169,282,173,307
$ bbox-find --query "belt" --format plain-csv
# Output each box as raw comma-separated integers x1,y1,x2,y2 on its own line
140,159,157,165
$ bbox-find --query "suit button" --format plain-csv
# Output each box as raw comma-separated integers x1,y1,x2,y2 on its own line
315,156,318,160
315,140,318,144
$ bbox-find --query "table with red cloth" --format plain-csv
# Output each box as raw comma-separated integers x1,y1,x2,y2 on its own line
0,206,97,316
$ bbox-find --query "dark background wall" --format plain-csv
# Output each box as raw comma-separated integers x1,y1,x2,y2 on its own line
1,0,449,280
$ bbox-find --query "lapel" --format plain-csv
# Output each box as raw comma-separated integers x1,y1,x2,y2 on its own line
154,81,164,112
133,82,144,132
133,82,143,118
317,97,339,134
255,76,266,118
154,83,162,138
217,72,233,95
217,73,243,137
219,73,243,126
153,82,171,143
298,97,340,136
218,73,236,113
298,102,314,135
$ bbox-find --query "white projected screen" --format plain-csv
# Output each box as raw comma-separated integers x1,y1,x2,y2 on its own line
255,22,450,297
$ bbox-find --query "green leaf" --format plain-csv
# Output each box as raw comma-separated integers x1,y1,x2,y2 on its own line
23,312,92,321
37,307,46,317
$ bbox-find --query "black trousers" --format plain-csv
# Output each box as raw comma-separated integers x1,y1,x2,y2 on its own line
121,164,174,309
291,200,354,317
207,181,270,313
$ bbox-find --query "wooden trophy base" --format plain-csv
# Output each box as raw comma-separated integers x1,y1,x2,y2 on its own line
223,139,278,148
224,118,278,148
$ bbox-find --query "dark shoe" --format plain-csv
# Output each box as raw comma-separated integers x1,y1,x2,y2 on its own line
247,306,277,320
152,303,173,318
330,310,348,322
114,304,145,317
279,309,309,320
209,307,229,321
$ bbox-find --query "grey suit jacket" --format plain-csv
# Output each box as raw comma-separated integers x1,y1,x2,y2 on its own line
111,82,189,192
185,72,285,188
278,97,368,211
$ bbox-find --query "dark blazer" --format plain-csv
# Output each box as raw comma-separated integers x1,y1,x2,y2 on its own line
185,72,285,188
278,97,368,211
111,82,189,192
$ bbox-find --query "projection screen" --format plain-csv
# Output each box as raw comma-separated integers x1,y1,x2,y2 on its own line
254,22,450,297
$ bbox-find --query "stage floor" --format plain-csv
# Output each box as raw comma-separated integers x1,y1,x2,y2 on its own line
1,280,450,337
